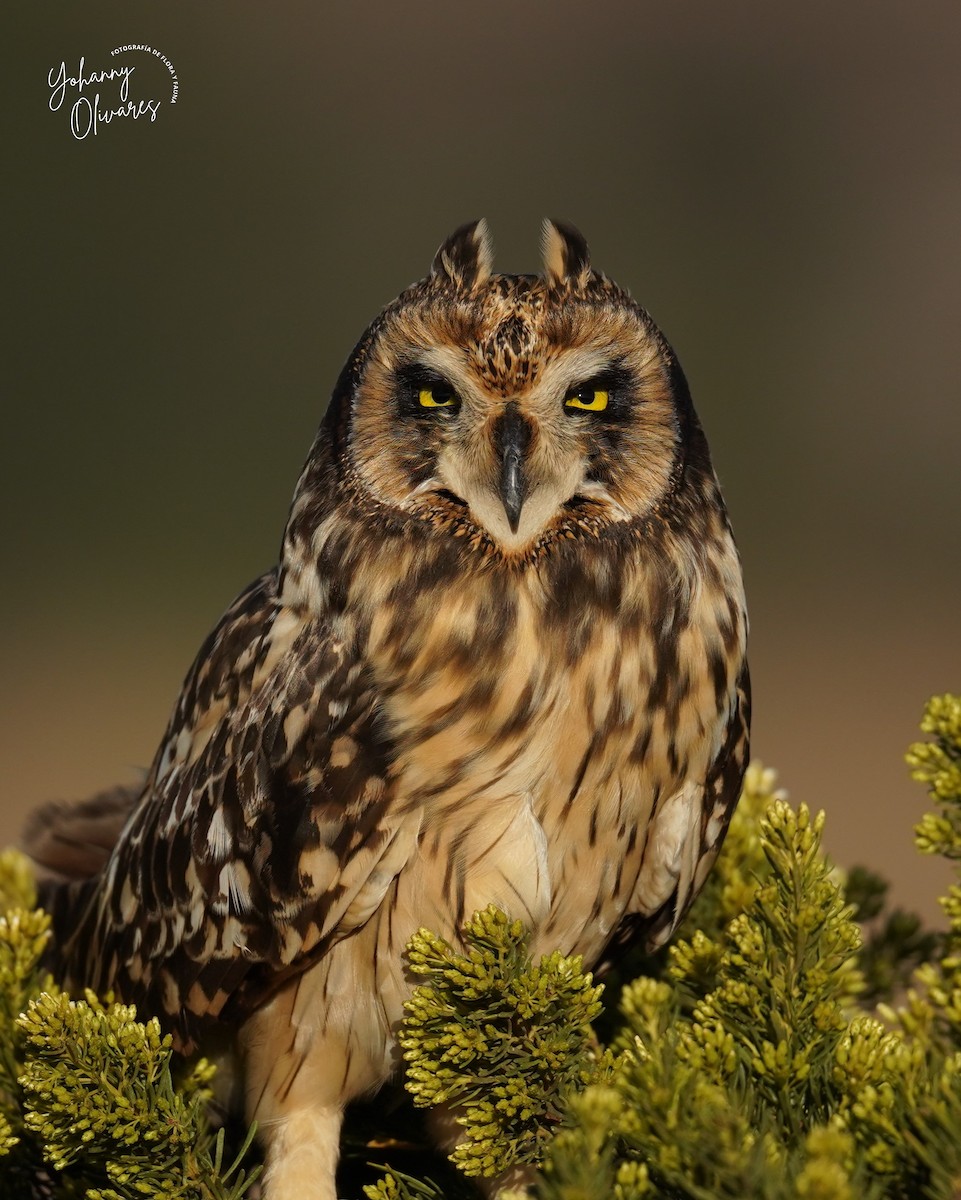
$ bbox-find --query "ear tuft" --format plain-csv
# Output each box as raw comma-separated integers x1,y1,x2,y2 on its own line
541,219,592,288
431,219,494,289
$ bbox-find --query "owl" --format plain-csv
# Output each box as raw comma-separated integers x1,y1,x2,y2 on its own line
25,221,749,1199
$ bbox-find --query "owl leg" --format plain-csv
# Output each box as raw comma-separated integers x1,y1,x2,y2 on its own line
240,949,393,1200
242,1020,346,1200
258,1103,344,1200
241,990,349,1200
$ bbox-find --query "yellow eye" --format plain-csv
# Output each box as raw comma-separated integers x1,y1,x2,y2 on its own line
418,386,457,408
565,387,609,412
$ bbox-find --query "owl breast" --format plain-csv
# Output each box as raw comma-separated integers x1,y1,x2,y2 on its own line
359,527,745,979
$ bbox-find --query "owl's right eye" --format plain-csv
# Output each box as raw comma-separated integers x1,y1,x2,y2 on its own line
418,386,458,409
397,368,461,418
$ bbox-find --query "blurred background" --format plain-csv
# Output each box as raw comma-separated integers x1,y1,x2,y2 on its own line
4,2,959,920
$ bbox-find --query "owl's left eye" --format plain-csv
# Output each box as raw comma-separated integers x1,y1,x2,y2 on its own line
418,386,458,409
565,387,609,412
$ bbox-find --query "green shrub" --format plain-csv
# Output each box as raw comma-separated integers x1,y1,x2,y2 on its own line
3,695,960,1199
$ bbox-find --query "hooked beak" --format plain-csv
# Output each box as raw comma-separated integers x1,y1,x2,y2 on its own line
495,403,532,533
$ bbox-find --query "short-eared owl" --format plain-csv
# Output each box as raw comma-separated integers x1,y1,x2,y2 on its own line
26,221,749,1198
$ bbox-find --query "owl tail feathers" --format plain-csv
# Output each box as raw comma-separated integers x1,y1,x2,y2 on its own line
21,781,143,884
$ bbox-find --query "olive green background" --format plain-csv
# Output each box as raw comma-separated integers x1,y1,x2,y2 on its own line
4,3,959,920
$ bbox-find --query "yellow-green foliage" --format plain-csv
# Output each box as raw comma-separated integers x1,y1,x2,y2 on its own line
372,694,961,1200
909,694,961,842
0,849,37,914
0,878,257,1200
362,1166,446,1200
398,906,608,1180
889,693,961,1058
20,992,220,1197
668,803,862,1125
0,905,54,1186
5,695,961,1199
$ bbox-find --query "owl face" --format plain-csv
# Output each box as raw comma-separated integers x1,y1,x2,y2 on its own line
338,221,693,556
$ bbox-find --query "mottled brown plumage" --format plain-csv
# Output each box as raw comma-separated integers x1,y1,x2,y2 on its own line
26,220,749,1199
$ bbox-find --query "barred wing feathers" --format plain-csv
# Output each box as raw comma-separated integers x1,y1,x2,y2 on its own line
50,574,406,1052
599,659,751,968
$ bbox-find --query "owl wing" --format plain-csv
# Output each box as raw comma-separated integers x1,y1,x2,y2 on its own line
53,573,409,1052
599,660,752,968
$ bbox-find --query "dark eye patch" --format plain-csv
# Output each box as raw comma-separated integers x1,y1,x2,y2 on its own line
567,365,638,485
395,364,461,419
562,364,635,419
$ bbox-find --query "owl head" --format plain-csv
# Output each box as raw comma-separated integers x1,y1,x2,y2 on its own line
300,220,714,561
